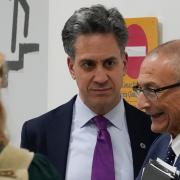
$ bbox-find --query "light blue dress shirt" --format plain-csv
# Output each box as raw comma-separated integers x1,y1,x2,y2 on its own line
65,95,134,180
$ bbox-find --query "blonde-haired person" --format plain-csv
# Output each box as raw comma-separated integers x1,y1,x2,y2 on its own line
0,53,61,180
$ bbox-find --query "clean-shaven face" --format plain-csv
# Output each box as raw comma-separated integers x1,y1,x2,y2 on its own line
68,33,127,114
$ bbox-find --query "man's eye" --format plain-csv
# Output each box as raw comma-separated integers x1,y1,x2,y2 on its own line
104,60,115,69
146,87,156,92
81,61,95,70
144,88,156,95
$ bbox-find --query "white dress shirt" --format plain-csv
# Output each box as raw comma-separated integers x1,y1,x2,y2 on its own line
65,95,134,180
171,133,180,163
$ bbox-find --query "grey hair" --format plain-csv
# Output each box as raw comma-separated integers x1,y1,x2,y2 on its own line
62,4,128,58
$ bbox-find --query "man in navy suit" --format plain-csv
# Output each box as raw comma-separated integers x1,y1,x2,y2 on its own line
21,4,158,180
134,40,180,180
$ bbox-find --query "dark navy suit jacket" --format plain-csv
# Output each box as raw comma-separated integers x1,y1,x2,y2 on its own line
136,133,180,180
21,96,158,179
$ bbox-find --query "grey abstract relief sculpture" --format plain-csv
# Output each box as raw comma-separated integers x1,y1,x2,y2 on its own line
4,0,40,87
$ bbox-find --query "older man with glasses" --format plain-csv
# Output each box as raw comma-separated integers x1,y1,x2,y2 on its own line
135,39,180,180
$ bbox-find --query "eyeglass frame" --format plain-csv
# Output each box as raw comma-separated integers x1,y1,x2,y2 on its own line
132,82,180,100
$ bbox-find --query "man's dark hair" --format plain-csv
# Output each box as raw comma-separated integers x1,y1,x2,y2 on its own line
62,4,128,58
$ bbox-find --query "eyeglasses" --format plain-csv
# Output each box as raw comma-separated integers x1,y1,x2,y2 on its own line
133,82,180,100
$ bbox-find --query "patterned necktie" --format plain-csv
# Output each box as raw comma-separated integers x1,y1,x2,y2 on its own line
164,146,176,165
91,115,115,180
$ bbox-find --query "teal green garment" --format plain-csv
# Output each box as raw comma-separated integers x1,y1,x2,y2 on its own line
28,153,62,180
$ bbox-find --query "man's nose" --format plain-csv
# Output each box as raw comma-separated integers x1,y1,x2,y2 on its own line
93,67,108,83
137,92,151,110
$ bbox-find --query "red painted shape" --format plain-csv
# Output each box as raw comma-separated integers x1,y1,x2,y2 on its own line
126,24,148,79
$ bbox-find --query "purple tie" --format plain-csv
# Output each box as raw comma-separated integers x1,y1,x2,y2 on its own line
91,115,115,180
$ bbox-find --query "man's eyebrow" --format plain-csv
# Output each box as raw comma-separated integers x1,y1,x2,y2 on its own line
80,56,117,62
104,56,117,61
139,82,159,88
79,58,94,62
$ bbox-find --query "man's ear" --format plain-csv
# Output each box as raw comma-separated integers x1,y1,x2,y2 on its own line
67,57,76,80
123,52,128,75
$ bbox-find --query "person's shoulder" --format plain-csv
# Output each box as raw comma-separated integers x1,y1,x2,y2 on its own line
143,133,170,160
151,133,171,148
24,95,77,126
135,134,171,180
28,153,62,180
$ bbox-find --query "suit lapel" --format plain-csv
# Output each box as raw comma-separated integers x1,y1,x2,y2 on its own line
124,100,147,177
124,100,157,177
46,96,76,179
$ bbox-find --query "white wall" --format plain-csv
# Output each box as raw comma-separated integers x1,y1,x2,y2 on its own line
48,0,180,110
0,0,49,145
1,0,180,146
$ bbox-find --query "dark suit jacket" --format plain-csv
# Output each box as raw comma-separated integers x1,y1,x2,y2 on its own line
21,96,158,179
136,133,180,180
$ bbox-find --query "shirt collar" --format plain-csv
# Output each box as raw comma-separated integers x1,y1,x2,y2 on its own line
74,95,96,128
171,133,180,157
104,98,125,130
74,95,125,130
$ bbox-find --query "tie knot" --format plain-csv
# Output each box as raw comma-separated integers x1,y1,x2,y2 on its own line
92,115,108,130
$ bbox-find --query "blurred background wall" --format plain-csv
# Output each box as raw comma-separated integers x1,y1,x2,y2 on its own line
0,0,180,145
